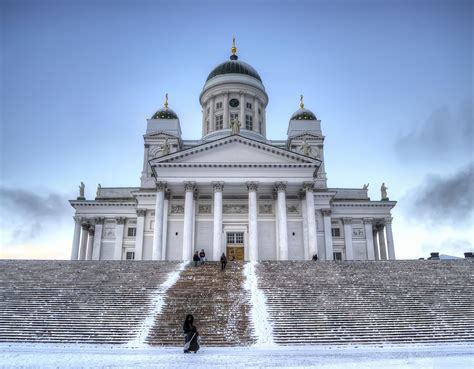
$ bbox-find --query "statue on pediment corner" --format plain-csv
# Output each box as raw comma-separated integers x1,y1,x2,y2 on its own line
78,182,85,198
231,118,241,135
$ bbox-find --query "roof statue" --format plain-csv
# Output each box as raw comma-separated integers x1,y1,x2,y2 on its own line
160,138,170,156
78,182,85,198
230,118,241,135
363,183,369,190
381,183,388,200
301,139,312,156
96,184,101,198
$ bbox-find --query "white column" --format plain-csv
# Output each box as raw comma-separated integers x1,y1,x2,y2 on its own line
301,194,309,260
385,217,396,260
209,96,215,131
323,210,334,260
247,182,259,261
363,218,375,260
70,216,82,260
373,228,380,261
86,227,95,261
378,224,388,260
152,182,166,260
114,217,125,260
78,223,89,260
182,182,196,261
223,93,229,129
240,92,245,129
135,209,146,260
254,97,259,132
342,217,353,260
92,217,104,260
276,182,288,260
212,182,224,261
161,194,169,260
304,182,318,260
141,144,150,179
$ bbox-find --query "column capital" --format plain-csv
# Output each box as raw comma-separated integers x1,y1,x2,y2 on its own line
363,217,374,225
144,143,150,148
94,217,105,225
275,181,287,192
184,181,196,192
81,223,90,231
246,181,259,192
342,217,352,225
298,189,306,200
136,209,147,217
376,223,385,231
303,182,314,192
73,216,82,224
116,217,126,225
322,209,332,217
165,189,171,200
155,181,167,191
212,182,225,192
384,217,393,225
88,228,95,236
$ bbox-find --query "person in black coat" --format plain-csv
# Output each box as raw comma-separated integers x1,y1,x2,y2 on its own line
193,251,200,267
183,314,199,353
220,252,227,271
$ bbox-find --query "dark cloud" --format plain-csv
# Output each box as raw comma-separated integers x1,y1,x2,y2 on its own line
407,162,473,226
0,186,71,243
395,100,473,161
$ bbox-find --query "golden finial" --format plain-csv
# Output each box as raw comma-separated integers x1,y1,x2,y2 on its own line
231,36,237,55
164,93,169,109
300,94,304,109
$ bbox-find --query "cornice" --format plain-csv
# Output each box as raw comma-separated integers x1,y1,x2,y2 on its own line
331,201,397,208
70,200,137,208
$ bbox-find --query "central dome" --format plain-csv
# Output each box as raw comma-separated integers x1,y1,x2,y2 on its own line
206,58,262,82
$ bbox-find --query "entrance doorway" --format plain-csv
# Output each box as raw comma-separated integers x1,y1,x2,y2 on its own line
226,232,244,261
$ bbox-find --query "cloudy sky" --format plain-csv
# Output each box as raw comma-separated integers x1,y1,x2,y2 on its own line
1,0,472,260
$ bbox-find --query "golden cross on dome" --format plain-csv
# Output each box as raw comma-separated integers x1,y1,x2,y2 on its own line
231,36,237,55
300,94,304,109
164,93,169,109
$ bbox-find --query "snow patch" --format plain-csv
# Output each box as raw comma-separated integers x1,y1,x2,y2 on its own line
243,261,275,347
127,262,187,347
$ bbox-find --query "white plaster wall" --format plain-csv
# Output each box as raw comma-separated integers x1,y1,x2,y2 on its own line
100,242,114,260
142,236,153,260
195,221,213,254
317,235,326,260
353,241,367,260
167,221,184,260
288,221,304,260
258,221,276,260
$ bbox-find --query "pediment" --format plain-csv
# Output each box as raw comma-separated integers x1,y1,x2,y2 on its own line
150,135,321,166
144,131,180,140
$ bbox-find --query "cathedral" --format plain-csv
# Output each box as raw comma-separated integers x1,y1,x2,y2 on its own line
70,40,397,262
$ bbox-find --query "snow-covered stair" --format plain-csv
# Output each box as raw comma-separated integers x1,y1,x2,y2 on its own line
147,262,254,346
256,260,474,345
0,260,181,344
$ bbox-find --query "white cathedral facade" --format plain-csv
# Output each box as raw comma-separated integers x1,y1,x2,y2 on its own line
70,41,396,262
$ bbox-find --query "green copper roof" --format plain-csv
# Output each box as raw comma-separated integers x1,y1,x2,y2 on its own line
291,108,317,121
152,107,178,120
206,57,262,82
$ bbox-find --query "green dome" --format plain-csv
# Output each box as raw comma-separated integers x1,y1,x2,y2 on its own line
152,107,178,120
206,56,262,83
291,108,317,121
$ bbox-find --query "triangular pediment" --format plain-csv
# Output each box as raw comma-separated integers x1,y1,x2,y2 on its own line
150,135,321,166
144,131,180,140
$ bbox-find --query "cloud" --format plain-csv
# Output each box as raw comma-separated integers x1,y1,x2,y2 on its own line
395,100,473,161
0,186,72,244
405,162,473,226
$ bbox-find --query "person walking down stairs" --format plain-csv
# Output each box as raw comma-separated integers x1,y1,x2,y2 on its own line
199,249,206,265
193,251,200,267
220,252,227,271
183,314,200,354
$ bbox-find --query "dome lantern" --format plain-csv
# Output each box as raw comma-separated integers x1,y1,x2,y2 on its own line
152,93,179,120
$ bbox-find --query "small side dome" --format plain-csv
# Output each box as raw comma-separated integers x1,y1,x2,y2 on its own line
290,95,317,120
152,93,178,120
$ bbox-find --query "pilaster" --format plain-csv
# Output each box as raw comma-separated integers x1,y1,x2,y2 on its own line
342,217,353,260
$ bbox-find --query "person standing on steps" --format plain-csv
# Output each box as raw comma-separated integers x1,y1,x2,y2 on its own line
312,254,318,261
193,251,200,267
199,249,206,265
183,314,200,353
220,252,227,271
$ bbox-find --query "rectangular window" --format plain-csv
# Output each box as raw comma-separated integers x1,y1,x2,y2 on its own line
333,252,342,261
127,227,136,237
331,228,341,237
215,115,223,130
126,251,135,260
227,232,244,244
150,220,155,230
216,102,222,109
246,102,252,109
258,108,261,115
245,115,253,130
230,113,238,122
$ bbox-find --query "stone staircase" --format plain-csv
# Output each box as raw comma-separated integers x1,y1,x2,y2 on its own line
0,260,180,344
147,261,254,346
256,260,474,345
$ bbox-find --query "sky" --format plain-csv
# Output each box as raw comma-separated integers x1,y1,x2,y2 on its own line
0,0,472,260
